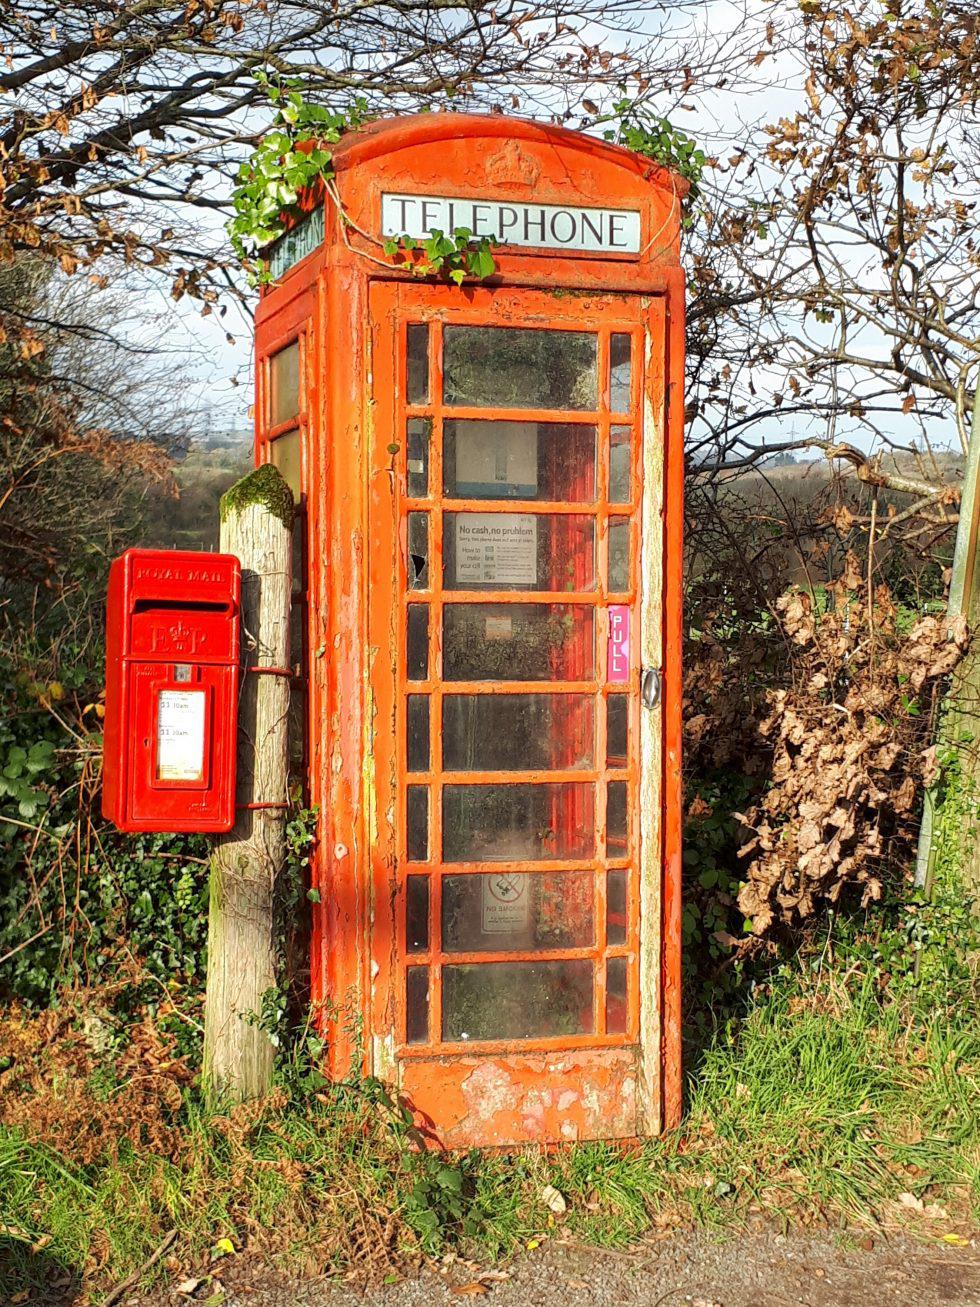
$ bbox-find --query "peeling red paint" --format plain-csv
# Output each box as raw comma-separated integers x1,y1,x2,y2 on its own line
401,1049,638,1149
253,114,684,1148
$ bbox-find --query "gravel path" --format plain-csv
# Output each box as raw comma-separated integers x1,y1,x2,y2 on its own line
146,1231,980,1307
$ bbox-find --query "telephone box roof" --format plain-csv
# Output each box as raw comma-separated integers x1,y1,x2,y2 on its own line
326,111,691,199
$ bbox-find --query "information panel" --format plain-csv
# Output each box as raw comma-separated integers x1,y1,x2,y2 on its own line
455,514,537,586
156,689,206,782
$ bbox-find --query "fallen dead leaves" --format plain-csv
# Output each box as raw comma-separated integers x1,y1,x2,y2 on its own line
448,1267,512,1296
733,566,967,937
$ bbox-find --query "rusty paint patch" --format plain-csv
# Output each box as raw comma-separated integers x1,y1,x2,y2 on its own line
400,1049,639,1149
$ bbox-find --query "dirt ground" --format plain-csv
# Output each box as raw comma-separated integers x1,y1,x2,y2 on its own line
136,1230,980,1307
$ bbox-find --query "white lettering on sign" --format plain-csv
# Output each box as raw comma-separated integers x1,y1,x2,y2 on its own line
381,193,641,254
156,689,206,782
482,872,529,934
607,604,630,683
267,206,324,279
455,514,537,586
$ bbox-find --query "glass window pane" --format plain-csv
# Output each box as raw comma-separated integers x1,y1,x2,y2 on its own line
606,956,628,1035
269,430,301,501
443,782,595,862
443,604,595,682
443,513,594,592
407,417,430,498
442,961,593,1041
407,324,429,405
443,421,596,502
406,875,429,953
606,694,628,767
609,426,631,503
407,512,429,590
407,695,429,772
270,341,300,427
608,518,630,592
406,967,429,1044
610,334,632,413
607,869,627,945
442,871,594,952
407,606,428,681
407,786,428,861
443,327,598,411
443,694,594,771
607,780,628,853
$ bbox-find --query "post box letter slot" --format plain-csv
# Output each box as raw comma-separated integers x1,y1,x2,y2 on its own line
132,599,233,614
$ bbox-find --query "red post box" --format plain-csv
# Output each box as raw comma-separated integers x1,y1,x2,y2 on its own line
102,548,241,833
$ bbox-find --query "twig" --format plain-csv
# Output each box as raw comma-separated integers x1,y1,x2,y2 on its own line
149,852,211,865
0,922,55,969
0,814,62,840
102,1228,178,1307
867,487,878,672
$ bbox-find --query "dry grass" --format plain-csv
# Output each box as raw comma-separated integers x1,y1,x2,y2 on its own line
2,935,978,1304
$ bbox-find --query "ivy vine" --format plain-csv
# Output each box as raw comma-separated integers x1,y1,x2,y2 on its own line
599,96,707,225
228,74,497,286
381,229,497,286
228,77,707,281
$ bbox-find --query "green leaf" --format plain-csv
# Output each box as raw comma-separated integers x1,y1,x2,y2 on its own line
470,247,496,279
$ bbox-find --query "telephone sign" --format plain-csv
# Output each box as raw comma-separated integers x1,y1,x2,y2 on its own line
381,193,642,253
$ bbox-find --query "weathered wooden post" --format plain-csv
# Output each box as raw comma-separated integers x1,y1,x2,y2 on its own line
915,383,980,901
204,465,293,1101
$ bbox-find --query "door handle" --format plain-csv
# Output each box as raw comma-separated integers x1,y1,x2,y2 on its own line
641,666,662,710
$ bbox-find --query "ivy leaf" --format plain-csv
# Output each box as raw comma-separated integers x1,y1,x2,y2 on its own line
469,247,496,279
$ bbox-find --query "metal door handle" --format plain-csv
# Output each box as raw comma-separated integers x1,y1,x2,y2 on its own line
641,666,662,709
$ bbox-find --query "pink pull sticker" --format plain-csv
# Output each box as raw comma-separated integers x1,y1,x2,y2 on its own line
607,605,630,683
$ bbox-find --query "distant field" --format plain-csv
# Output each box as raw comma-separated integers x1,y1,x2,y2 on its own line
141,445,253,551
688,453,962,592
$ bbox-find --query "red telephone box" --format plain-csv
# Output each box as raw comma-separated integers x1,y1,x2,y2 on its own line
103,548,241,833
254,115,684,1147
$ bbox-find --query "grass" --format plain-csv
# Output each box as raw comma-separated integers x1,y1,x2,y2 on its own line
2,925,979,1303
542,963,980,1244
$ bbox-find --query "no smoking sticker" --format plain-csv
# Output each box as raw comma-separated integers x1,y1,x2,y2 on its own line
481,872,529,934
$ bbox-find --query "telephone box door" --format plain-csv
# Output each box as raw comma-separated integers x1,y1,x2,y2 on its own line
368,283,667,1147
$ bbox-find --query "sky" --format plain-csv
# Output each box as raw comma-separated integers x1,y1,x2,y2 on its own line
104,0,794,439
98,0,970,464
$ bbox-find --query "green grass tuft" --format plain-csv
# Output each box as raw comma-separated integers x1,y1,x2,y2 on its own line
2,925,978,1302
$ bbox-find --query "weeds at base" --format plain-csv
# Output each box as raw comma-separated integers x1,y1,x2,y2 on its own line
1,925,978,1304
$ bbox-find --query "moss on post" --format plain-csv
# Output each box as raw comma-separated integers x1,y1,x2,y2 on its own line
220,464,294,532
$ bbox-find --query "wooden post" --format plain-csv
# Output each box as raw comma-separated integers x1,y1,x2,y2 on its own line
204,465,293,1102
915,380,980,898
